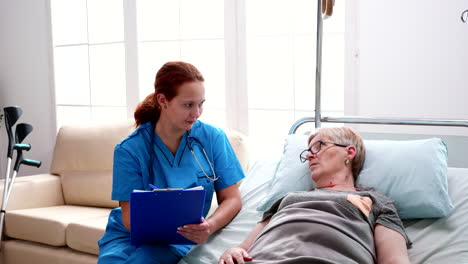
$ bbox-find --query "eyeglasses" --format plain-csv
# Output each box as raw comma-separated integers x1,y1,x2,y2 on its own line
299,140,348,163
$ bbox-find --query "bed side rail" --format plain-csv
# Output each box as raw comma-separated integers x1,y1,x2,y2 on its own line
289,116,468,134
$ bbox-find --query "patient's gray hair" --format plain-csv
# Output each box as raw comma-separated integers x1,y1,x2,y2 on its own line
308,127,366,182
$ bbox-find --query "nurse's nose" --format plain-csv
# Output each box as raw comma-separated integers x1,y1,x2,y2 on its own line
191,105,202,118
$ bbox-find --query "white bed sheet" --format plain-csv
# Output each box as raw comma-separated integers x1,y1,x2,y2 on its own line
404,167,468,263
178,159,468,264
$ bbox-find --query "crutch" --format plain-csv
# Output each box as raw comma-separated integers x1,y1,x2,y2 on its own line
0,122,41,246
1,107,22,223
2,107,22,180
5,124,41,206
0,110,40,246
0,107,22,246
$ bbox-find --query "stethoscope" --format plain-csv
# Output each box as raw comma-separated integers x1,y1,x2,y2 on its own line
187,130,219,182
149,126,219,185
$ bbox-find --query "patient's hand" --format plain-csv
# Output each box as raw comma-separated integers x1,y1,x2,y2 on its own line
218,247,252,264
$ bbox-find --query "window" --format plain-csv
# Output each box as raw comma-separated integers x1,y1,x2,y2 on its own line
135,0,226,128
50,0,347,158
51,0,127,128
245,0,346,157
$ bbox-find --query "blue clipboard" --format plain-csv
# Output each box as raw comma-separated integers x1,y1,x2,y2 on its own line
130,188,206,246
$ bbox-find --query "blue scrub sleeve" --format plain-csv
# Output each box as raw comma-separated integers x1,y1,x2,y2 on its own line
212,132,245,190
112,144,145,201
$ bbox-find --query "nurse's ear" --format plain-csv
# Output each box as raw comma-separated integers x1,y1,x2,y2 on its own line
156,93,167,109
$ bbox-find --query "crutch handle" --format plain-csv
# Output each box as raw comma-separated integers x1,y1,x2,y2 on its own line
13,143,31,151
21,159,42,168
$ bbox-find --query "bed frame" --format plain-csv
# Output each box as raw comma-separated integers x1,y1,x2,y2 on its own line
289,0,468,134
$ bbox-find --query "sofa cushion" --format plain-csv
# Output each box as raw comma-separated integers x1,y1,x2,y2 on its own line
5,205,111,246
50,120,134,174
66,215,108,255
3,239,97,264
0,174,64,210
61,171,118,208
50,121,134,207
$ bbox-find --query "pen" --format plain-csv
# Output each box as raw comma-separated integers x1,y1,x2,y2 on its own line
149,184,158,190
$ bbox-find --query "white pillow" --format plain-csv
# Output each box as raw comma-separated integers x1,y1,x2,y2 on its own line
358,139,453,219
256,134,453,219
256,134,313,211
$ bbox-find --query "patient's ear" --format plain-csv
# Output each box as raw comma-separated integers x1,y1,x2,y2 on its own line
346,145,357,161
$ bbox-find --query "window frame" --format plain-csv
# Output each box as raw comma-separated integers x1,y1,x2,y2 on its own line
50,0,353,140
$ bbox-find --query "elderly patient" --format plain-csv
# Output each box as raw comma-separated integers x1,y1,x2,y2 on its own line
219,127,412,264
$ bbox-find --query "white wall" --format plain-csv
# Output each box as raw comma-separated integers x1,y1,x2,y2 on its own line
0,0,56,178
347,0,468,136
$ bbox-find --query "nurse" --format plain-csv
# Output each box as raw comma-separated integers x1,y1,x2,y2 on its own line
98,61,245,264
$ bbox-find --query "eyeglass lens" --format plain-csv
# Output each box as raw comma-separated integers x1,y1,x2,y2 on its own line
310,141,322,154
300,141,322,162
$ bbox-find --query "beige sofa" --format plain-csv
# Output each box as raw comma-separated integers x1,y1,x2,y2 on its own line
0,121,249,264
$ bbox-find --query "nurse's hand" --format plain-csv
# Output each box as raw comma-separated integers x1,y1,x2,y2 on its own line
177,217,211,244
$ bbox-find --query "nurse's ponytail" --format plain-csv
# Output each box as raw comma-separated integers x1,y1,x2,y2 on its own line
134,92,159,127
134,61,204,127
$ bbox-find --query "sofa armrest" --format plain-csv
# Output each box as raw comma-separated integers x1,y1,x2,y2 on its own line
0,174,65,210
225,129,250,173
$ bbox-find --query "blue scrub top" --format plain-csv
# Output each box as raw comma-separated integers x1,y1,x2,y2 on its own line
99,121,245,251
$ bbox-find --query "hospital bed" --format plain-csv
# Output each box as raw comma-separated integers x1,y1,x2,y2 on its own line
179,0,468,262
177,109,468,264
177,103,468,263
178,138,468,264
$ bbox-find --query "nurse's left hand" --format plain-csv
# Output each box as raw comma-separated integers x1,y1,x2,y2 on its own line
177,217,211,244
